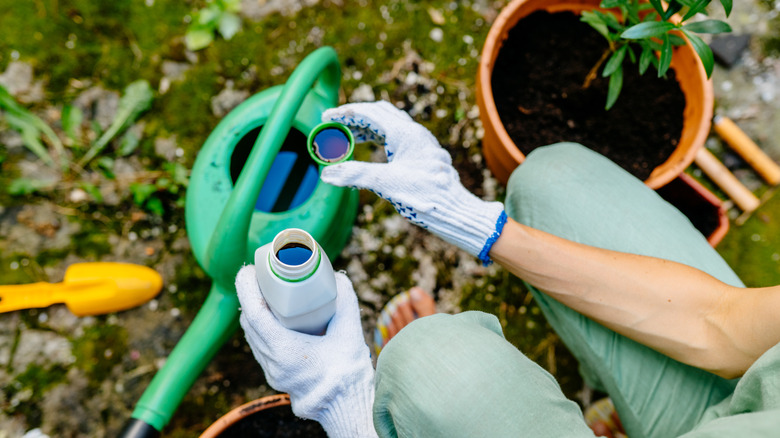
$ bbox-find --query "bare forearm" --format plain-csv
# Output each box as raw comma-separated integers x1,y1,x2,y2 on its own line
490,218,780,378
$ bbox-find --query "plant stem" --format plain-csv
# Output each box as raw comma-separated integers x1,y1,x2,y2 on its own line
582,48,613,90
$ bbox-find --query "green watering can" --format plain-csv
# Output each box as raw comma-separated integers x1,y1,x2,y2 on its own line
119,47,359,437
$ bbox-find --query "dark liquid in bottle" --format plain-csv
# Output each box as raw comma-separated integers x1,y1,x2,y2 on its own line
276,243,313,266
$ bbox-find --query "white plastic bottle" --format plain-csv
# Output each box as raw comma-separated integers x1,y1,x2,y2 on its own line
254,228,337,335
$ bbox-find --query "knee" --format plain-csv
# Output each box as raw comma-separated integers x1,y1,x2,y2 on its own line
506,143,608,194
504,142,643,223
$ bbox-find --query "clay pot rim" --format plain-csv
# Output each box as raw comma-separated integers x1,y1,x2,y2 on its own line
199,393,291,438
477,0,714,189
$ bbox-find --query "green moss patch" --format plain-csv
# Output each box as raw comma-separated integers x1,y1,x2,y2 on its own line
70,323,128,387
2,363,69,429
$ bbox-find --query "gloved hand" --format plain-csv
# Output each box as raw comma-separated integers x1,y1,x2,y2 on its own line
236,266,378,438
321,101,507,264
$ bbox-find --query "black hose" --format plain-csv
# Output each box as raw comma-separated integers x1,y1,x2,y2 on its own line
117,418,161,438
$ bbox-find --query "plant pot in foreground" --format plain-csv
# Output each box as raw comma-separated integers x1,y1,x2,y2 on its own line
657,173,729,247
200,394,327,438
477,0,714,189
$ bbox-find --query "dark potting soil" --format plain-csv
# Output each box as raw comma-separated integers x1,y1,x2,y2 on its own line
218,403,327,438
491,11,686,181
657,177,721,239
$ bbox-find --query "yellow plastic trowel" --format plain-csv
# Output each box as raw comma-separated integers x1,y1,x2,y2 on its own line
0,262,163,316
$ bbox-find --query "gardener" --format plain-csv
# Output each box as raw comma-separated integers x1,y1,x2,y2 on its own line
235,101,780,438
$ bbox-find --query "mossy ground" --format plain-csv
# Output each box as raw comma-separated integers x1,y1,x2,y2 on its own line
0,0,778,435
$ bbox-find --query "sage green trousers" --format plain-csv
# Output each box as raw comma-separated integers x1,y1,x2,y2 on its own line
373,143,780,437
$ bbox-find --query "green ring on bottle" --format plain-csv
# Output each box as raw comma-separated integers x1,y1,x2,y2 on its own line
307,121,355,166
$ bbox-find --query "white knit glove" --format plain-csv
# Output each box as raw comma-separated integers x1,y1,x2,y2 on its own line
321,101,507,264
236,266,378,438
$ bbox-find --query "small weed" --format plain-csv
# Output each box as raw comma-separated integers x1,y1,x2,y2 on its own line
78,80,154,168
129,162,190,216
0,84,65,169
185,0,242,51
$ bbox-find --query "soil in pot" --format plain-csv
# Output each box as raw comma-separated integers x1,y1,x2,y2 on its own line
491,10,686,181
656,177,722,240
217,403,327,438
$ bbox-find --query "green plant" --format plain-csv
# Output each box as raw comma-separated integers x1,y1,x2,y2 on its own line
1,79,152,175
77,79,153,167
0,84,66,169
185,0,242,51
581,0,732,109
130,162,190,216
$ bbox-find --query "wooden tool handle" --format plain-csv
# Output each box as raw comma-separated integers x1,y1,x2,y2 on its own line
714,115,780,186
695,148,761,213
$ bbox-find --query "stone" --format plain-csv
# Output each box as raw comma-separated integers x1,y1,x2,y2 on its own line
349,83,375,102
710,34,752,68
73,86,120,131
0,61,45,104
11,330,75,370
210,80,249,117
153,136,179,161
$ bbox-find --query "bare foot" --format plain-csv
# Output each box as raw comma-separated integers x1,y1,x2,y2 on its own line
375,287,436,354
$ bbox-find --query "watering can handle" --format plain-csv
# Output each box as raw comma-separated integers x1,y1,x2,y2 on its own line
204,46,341,288
120,48,342,437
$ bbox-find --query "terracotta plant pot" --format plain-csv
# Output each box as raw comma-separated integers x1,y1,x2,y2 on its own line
656,173,729,247
200,394,326,437
477,0,714,189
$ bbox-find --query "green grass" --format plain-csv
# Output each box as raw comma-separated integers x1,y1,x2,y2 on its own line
717,191,780,287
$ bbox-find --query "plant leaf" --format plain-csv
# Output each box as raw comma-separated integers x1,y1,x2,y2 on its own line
664,0,683,20
118,130,140,156
681,0,709,21
621,21,675,39
682,29,715,77
4,111,55,166
0,84,64,168
217,12,241,40
78,80,153,167
605,65,623,110
96,156,115,179
658,34,673,77
62,104,83,143
185,27,214,51
647,0,665,16
163,162,190,187
146,197,164,216
223,0,242,13
7,178,50,196
130,182,157,206
720,0,732,17
581,11,610,41
79,182,103,203
600,0,624,8
669,34,687,46
626,45,637,63
197,4,222,26
603,45,628,77
639,45,654,74
683,19,732,34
